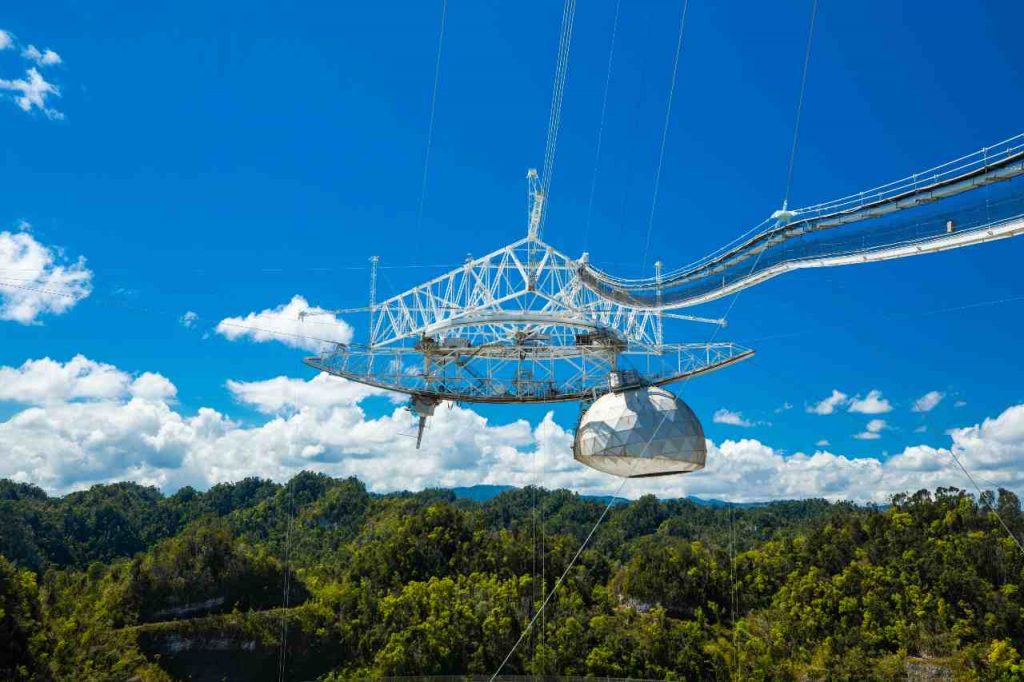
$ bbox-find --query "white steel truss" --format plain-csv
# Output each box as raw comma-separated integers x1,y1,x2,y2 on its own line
307,233,751,406
368,237,666,348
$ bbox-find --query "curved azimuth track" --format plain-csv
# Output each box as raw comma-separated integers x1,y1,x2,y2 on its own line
580,133,1024,309
305,178,753,446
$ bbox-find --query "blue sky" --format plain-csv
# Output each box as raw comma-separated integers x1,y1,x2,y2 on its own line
2,1,1024,500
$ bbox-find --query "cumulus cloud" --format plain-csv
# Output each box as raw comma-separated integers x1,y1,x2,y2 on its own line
854,418,887,440
3,355,1024,503
0,357,544,494
713,408,752,427
807,389,848,415
0,30,12,50
130,372,178,402
180,311,198,328
0,355,177,406
775,401,793,413
21,45,61,67
0,355,127,404
216,295,353,353
0,228,91,323
848,389,893,415
815,439,830,447
912,390,944,413
227,373,400,415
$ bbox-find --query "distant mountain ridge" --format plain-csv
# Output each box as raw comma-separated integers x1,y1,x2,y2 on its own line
448,483,757,507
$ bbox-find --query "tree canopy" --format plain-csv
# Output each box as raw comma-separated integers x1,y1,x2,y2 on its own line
0,475,1022,680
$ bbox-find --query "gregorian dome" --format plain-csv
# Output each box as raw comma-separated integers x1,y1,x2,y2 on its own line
573,385,707,478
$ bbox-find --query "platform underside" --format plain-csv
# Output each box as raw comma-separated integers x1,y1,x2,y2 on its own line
305,343,753,404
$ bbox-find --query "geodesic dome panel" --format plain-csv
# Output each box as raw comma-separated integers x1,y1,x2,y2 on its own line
573,386,706,477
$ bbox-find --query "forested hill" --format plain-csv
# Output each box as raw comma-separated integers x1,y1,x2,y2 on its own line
1,475,1023,680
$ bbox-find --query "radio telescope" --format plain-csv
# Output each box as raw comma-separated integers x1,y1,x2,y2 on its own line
298,0,1024,477
304,134,1024,475
305,168,752,460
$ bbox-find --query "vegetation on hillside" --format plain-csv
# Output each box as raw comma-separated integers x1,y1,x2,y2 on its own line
1,473,1022,680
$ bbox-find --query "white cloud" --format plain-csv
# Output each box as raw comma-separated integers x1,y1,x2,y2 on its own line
0,355,129,404
180,311,198,328
0,228,91,323
955,400,967,408
912,390,944,413
848,389,893,415
815,439,830,447
227,373,400,415
713,408,752,427
854,418,887,440
807,389,848,415
3,355,1024,504
775,401,793,414
0,67,63,119
21,45,61,67
0,31,65,118
130,372,178,402
0,355,177,407
216,295,353,353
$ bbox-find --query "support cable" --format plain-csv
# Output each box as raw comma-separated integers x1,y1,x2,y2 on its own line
582,0,622,254
540,424,547,671
414,0,449,237
781,0,819,211
729,501,739,681
947,448,1024,558
538,0,577,237
492,209,771,679
641,0,690,271
612,19,654,262
530,469,538,665
490,475,629,680
739,293,1024,345
276,476,298,682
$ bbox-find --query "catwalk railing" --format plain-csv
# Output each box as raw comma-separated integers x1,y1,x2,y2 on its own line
581,133,1024,309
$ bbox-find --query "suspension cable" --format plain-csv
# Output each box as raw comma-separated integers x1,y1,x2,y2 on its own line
781,0,819,210
947,448,1024,558
538,0,577,237
643,0,692,274
582,0,622,254
490,475,629,679
729,501,739,680
276,476,297,682
641,0,690,272
415,0,449,236
489,232,770,675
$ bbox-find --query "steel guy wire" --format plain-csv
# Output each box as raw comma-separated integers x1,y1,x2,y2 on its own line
781,0,819,211
582,0,621,255
640,0,690,273
414,0,449,244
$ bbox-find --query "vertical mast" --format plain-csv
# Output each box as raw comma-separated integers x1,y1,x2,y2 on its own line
654,259,664,349
368,255,380,346
527,168,545,240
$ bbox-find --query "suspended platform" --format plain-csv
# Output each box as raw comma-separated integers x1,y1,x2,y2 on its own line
303,230,752,408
